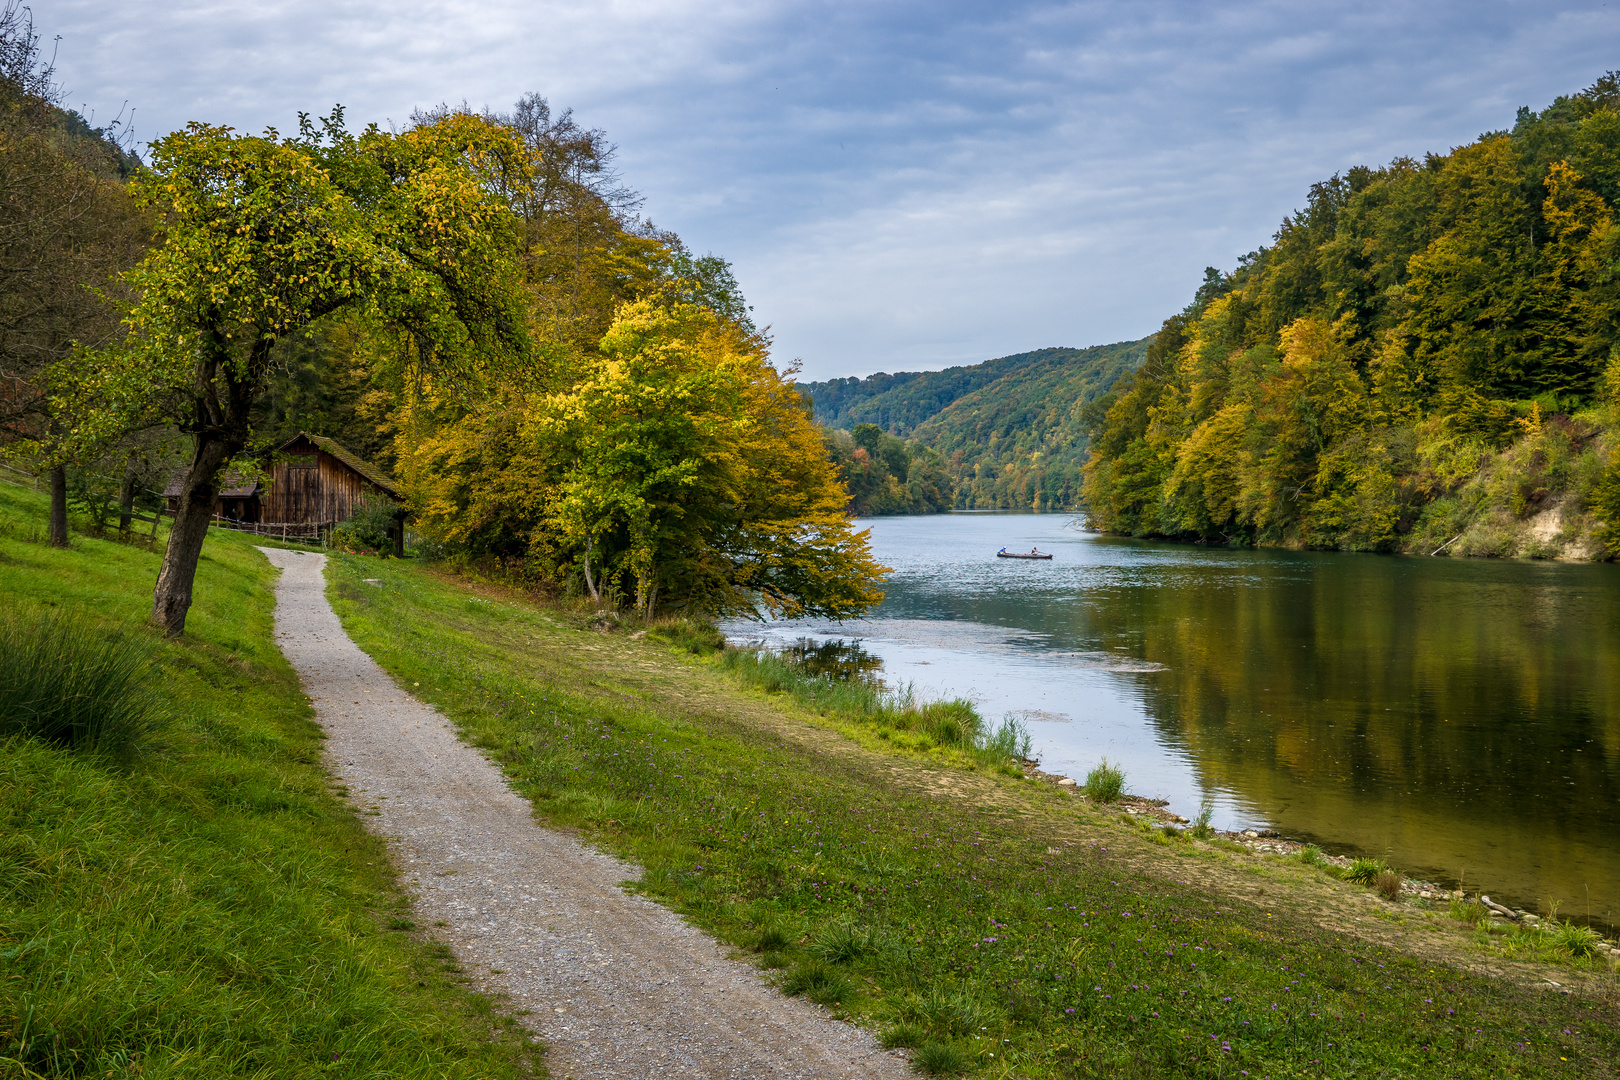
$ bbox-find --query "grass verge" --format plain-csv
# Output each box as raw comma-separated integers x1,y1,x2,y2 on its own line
326,553,1620,1079
0,482,540,1079
712,641,1031,771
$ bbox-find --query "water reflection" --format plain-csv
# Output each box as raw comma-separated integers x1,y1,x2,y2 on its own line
780,638,885,684
723,514,1620,927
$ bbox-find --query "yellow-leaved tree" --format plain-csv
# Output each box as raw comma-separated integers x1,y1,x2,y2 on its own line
404,301,887,619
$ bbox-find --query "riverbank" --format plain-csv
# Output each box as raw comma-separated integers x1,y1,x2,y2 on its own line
327,552,1619,1078
1080,418,1617,562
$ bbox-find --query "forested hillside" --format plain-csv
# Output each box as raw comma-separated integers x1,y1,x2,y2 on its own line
820,423,952,516
1083,74,1620,559
801,340,1147,512
804,346,1076,432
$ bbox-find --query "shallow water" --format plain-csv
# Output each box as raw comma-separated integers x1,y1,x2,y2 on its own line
723,513,1620,925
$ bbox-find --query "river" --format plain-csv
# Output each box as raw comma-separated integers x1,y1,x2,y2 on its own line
722,512,1620,927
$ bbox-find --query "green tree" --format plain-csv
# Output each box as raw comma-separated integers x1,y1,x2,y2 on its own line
0,2,147,545
536,301,885,618
69,110,530,634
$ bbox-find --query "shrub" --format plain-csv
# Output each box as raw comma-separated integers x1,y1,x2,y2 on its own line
782,959,852,1005
1190,795,1215,839
1594,451,1620,556
981,714,1033,761
922,700,976,746
1344,857,1389,885
715,646,1029,764
408,533,457,560
912,986,993,1038
330,496,399,556
1298,844,1327,867
912,1040,969,1076
1551,920,1602,958
0,610,164,757
1083,758,1125,802
646,617,725,655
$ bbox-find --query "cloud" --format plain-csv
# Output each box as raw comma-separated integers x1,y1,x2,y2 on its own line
43,0,1620,379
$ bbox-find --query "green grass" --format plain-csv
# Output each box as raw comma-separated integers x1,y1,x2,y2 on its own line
1344,857,1391,885
715,643,1031,770
1082,758,1125,803
0,609,165,756
325,552,1620,1079
0,482,540,1079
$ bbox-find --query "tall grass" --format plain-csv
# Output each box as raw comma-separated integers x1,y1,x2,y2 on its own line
0,610,164,756
717,645,1031,768
1344,857,1391,885
1083,757,1125,802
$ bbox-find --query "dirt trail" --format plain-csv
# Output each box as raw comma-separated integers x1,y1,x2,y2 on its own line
258,549,911,1080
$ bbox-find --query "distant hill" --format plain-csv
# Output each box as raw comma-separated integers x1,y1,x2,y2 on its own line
800,339,1150,511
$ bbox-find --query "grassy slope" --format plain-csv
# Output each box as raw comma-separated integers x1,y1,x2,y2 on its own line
327,553,1619,1080
0,483,539,1079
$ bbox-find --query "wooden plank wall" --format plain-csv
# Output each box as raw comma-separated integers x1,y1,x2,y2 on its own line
263,443,392,524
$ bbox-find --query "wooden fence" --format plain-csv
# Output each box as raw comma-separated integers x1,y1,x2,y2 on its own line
208,517,332,542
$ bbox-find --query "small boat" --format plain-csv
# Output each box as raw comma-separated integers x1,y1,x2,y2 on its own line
997,549,1053,560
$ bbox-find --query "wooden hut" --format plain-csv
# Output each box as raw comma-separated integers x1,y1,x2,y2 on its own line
164,471,262,522
165,433,404,547
263,432,401,525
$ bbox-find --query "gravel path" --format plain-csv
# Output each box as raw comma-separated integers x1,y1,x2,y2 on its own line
258,549,912,1080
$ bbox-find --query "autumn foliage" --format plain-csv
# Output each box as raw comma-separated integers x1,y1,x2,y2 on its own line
1083,75,1620,554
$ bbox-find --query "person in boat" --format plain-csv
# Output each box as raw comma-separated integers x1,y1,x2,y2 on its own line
999,547,1007,554
1031,548,1038,555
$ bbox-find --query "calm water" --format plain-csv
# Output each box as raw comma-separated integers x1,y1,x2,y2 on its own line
723,513,1620,926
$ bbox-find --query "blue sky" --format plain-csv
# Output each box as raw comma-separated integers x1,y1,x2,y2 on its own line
42,0,1620,380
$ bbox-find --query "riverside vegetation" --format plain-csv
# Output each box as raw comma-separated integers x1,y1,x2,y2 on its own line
323,546,1619,1079
0,482,541,1078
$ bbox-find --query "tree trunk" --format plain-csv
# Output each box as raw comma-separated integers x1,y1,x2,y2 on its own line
47,464,68,547
582,531,601,602
152,435,233,636
118,453,139,535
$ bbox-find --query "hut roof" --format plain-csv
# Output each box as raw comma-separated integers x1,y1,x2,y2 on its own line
279,432,402,499
163,472,259,499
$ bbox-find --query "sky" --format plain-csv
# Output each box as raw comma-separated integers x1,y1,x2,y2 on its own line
40,0,1620,380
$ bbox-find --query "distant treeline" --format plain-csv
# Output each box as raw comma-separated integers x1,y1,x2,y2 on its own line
801,341,1147,514
822,424,951,516
1082,73,1620,558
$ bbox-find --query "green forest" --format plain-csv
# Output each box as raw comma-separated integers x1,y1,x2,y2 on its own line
1082,74,1620,558
802,340,1147,512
